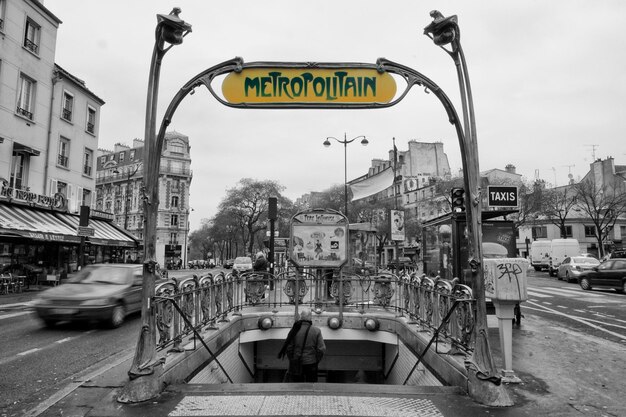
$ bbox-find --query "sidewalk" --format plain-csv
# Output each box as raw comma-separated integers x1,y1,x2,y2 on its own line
29,315,579,417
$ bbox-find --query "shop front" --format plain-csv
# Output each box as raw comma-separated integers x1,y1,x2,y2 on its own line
0,199,137,284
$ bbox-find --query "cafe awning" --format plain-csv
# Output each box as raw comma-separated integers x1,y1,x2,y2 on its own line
0,203,81,243
55,213,138,248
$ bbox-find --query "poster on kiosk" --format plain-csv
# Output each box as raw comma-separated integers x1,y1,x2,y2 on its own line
289,209,348,269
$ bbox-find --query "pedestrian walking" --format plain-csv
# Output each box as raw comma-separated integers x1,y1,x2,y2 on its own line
253,252,268,272
277,309,326,382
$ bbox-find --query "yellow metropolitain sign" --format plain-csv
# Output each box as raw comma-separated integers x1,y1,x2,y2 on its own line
222,68,397,104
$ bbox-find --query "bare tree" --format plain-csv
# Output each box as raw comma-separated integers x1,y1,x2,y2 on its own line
218,178,288,256
574,179,626,257
542,185,578,238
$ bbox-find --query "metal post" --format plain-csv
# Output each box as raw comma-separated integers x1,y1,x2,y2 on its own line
323,133,368,220
119,8,191,404
425,11,512,406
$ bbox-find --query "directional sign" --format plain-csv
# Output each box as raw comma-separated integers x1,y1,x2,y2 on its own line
77,226,95,237
487,186,518,208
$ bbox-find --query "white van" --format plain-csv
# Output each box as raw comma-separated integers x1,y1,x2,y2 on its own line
530,240,551,271
549,238,581,277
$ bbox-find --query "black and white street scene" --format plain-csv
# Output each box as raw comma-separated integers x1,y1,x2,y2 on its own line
1,1,624,416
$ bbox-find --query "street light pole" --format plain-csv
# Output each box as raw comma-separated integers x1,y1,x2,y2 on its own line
119,8,191,404
425,11,512,406
323,133,369,219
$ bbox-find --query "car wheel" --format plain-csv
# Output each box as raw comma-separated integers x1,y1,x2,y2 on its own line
580,278,592,291
108,303,125,328
618,281,626,294
533,266,541,272
564,271,570,283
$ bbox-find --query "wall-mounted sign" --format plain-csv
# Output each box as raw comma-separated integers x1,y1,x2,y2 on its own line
222,68,396,104
390,209,405,241
487,186,518,208
290,209,348,268
0,180,67,211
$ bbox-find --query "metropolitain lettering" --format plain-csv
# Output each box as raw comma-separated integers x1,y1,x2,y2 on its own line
243,71,377,101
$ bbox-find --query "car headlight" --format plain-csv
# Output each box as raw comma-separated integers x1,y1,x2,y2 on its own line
81,298,112,306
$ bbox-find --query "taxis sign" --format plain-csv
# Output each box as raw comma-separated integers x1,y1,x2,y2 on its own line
222,67,396,104
487,186,518,207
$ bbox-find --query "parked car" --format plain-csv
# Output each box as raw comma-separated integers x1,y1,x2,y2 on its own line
232,256,253,273
387,256,415,271
33,264,145,328
352,258,376,274
578,258,626,293
224,259,235,269
557,256,600,282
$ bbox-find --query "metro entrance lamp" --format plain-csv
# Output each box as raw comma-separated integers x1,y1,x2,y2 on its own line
323,133,368,218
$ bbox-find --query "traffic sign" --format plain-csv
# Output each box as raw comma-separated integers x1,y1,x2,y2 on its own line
487,186,518,207
77,226,95,237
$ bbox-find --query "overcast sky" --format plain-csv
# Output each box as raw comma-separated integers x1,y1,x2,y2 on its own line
45,0,626,231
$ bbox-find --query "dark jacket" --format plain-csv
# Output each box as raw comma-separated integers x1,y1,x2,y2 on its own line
253,257,268,272
285,321,325,365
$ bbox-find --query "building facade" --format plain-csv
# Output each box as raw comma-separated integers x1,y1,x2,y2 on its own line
516,158,626,258
95,131,193,267
0,0,134,278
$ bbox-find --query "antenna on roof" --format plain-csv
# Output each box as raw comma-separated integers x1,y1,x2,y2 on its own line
585,144,599,160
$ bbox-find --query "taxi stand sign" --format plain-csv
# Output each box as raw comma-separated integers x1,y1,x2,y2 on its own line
289,209,348,268
487,186,518,208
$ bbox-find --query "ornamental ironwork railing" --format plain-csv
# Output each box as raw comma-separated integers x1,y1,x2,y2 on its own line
152,268,475,354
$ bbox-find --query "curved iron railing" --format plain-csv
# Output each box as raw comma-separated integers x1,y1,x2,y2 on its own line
152,268,475,354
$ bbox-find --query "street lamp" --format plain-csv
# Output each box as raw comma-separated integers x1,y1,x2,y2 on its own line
323,133,369,218
120,8,191,404
425,11,511,405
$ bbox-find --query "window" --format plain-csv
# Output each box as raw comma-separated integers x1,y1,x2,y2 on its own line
100,156,107,167
532,226,548,239
56,181,67,197
564,225,573,238
171,214,178,226
171,196,179,208
62,91,73,121
83,148,93,176
170,233,178,244
584,225,596,237
17,74,36,120
10,151,28,189
130,150,135,161
82,189,92,207
119,152,125,162
86,106,96,134
169,143,184,154
57,137,70,168
23,18,40,54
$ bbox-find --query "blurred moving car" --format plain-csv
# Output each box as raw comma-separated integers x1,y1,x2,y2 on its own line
578,258,626,293
232,256,253,273
33,264,144,328
224,259,235,269
557,256,600,282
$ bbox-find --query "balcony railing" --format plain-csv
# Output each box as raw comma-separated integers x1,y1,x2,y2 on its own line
24,38,38,54
152,269,475,354
16,107,33,120
87,122,95,134
62,108,72,121
57,154,69,167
